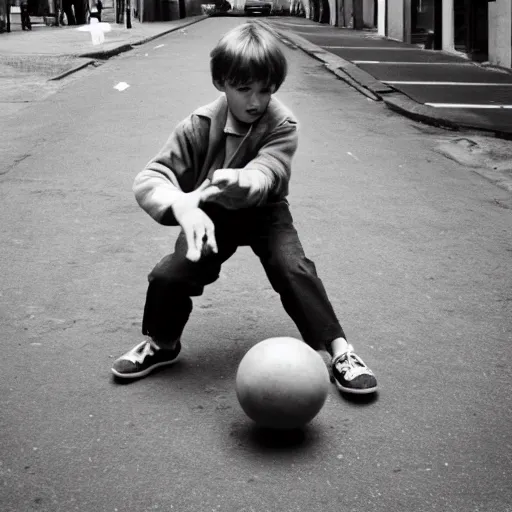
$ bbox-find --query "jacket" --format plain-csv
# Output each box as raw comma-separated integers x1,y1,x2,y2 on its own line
133,94,299,226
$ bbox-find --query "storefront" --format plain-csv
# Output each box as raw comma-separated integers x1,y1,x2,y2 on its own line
358,0,509,67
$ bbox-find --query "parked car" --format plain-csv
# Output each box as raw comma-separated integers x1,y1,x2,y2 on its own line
244,0,273,16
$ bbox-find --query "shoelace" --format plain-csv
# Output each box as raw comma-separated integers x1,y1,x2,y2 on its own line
125,340,156,364
333,346,372,378
333,345,354,367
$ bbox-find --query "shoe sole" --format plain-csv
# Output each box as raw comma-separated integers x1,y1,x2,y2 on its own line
334,380,378,395
111,357,178,379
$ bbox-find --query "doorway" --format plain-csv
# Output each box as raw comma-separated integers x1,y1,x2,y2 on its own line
178,0,185,18
411,0,442,48
454,0,488,61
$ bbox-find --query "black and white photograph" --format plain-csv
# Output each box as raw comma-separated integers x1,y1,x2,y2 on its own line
1,0,511,510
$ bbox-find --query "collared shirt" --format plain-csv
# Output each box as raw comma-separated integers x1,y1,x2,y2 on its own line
223,110,252,168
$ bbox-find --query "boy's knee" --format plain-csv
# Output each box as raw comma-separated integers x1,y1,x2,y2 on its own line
148,264,175,285
268,251,316,280
147,256,219,296
148,266,205,297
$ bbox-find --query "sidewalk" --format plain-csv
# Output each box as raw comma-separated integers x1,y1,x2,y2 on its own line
0,14,207,78
258,17,512,139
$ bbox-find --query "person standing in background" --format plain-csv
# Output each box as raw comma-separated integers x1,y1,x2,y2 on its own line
20,0,31,30
95,0,102,21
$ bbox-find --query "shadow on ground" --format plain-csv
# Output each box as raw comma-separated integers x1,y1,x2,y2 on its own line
231,422,317,452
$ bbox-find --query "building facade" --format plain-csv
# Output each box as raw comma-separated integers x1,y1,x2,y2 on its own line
115,0,201,22
302,0,511,68
381,0,511,67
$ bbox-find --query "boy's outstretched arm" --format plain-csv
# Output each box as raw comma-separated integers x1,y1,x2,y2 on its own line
133,117,207,226
133,117,219,261
207,119,298,209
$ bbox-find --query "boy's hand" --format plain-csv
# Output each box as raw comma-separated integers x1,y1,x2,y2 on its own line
172,180,219,262
179,208,217,262
207,168,269,209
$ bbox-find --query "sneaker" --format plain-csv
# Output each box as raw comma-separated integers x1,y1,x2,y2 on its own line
332,345,377,394
111,339,181,379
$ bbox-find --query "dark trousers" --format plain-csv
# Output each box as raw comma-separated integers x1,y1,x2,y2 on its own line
142,201,345,352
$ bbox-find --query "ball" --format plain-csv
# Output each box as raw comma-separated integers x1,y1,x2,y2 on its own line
235,337,330,429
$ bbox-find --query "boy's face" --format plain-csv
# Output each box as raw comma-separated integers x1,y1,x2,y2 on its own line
216,80,276,125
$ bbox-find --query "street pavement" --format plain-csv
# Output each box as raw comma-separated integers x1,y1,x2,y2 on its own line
0,11,207,118
1,15,512,512
2,13,512,137
262,17,512,137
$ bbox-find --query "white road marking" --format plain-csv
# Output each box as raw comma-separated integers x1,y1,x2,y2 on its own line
425,103,512,109
352,61,473,65
113,82,130,92
383,81,512,86
322,46,420,50
275,23,328,27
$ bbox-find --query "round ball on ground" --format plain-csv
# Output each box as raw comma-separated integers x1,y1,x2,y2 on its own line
235,337,330,429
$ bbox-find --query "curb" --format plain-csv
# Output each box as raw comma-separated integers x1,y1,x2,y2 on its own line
383,94,512,140
48,58,96,80
382,94,459,131
48,15,208,80
324,64,380,101
79,42,134,59
131,15,208,46
78,15,208,60
255,20,394,101
257,20,512,140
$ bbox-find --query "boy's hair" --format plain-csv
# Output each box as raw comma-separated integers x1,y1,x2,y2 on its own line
210,23,288,91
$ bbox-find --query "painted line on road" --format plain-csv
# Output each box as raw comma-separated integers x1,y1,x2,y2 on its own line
322,46,420,50
425,103,512,109
114,82,130,92
275,23,328,28
352,61,473,65
384,81,512,86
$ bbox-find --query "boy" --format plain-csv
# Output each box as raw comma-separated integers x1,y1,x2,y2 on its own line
111,23,377,395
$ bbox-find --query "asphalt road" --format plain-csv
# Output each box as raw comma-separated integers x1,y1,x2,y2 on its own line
1,16,512,512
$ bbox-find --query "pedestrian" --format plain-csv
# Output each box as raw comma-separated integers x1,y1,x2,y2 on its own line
89,1,100,22
96,0,102,22
20,0,31,30
111,22,378,395
61,0,76,25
